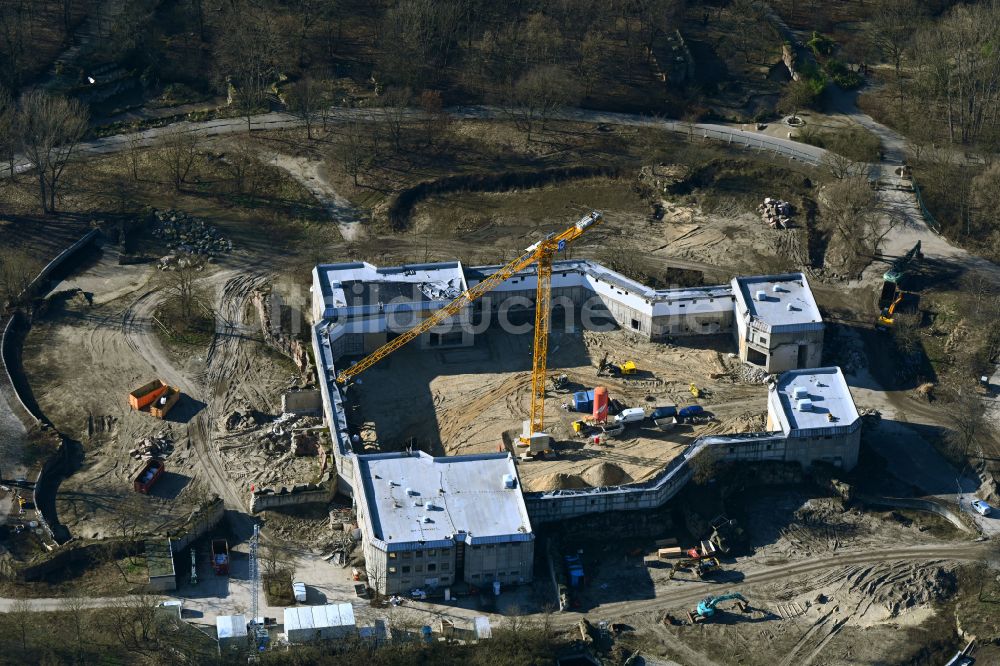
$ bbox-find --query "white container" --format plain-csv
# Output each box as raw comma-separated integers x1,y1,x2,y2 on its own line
614,408,645,425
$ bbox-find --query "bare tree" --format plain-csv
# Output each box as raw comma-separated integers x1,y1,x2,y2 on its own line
217,10,278,131
155,126,199,191
287,77,327,140
823,176,899,273
381,86,412,153
867,0,922,106
0,85,15,180
945,387,987,462
821,150,866,180
9,594,33,652
780,79,818,120
226,134,260,195
503,64,579,142
63,592,89,659
124,121,144,181
162,255,205,323
0,248,39,304
336,118,371,187
17,91,89,213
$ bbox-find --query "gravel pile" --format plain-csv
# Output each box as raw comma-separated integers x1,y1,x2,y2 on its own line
152,209,232,258
733,362,771,384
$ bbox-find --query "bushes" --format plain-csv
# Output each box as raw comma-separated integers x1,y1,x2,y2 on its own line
385,165,621,230
797,127,881,163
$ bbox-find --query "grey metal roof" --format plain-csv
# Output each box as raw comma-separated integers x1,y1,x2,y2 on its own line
768,367,860,435
216,615,247,639
355,452,533,551
284,603,355,632
732,272,823,332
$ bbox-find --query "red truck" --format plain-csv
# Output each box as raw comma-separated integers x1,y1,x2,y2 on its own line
132,459,165,494
212,539,230,575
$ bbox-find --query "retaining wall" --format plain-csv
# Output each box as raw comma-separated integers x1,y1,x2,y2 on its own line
250,476,336,512
0,229,104,543
167,496,226,552
1,312,41,426
857,494,973,534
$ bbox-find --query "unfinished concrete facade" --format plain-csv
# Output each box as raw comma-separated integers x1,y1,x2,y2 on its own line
309,259,843,560
312,262,473,358
353,452,534,596
732,273,824,373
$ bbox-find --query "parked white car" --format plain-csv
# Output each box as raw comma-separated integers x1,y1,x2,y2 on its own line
292,581,307,603
971,500,994,517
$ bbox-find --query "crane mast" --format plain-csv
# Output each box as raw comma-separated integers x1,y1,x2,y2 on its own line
334,211,603,445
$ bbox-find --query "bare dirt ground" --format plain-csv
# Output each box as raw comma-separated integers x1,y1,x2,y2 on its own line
353,327,768,492
565,490,975,666
19,247,297,537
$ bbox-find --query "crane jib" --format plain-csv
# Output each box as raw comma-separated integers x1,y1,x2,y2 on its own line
334,211,604,412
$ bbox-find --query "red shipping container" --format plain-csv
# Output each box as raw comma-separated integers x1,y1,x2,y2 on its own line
592,386,609,423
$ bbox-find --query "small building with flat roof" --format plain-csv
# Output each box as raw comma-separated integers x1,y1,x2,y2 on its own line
354,451,534,595
732,272,824,373
766,367,861,470
216,614,247,654
284,603,356,643
145,538,176,592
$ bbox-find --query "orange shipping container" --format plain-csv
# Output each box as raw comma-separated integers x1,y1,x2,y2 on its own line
128,379,168,410
592,386,609,423
150,386,181,419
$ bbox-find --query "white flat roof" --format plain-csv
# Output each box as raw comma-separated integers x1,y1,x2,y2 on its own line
733,273,822,331
356,452,533,551
316,261,467,311
771,367,859,433
216,615,247,639
284,603,356,632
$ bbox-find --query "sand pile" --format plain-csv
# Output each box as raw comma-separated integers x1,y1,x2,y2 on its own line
582,462,633,488
532,472,588,491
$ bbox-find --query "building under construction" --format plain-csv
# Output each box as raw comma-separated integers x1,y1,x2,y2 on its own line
310,256,859,588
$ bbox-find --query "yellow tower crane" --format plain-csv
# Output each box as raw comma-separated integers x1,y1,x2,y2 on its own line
335,211,604,448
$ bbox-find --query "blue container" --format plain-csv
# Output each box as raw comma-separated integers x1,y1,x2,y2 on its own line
678,405,704,418
650,405,677,420
421,626,433,643
573,390,595,413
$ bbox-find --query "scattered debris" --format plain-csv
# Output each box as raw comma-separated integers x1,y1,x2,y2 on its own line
757,197,794,229
129,431,173,460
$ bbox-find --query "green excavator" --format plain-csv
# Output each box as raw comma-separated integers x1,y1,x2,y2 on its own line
688,592,750,623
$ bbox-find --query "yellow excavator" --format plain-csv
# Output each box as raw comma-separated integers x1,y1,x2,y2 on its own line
335,212,604,453
877,288,911,330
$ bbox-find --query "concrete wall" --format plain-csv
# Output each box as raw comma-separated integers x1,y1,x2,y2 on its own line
167,497,226,553
251,479,336,512
282,389,322,415
463,540,534,587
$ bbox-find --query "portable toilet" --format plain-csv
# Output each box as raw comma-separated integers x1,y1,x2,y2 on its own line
592,387,609,423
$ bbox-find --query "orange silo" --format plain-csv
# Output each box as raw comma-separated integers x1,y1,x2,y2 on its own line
592,386,609,423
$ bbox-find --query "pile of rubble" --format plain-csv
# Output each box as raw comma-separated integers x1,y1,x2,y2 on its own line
224,409,324,459
732,361,771,384
129,431,173,460
757,197,794,229
152,209,232,263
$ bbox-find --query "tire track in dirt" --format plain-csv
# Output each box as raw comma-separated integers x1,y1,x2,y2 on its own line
120,276,250,515
552,543,991,628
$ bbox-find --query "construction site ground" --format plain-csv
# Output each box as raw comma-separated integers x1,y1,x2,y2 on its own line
19,245,301,538
352,326,768,493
